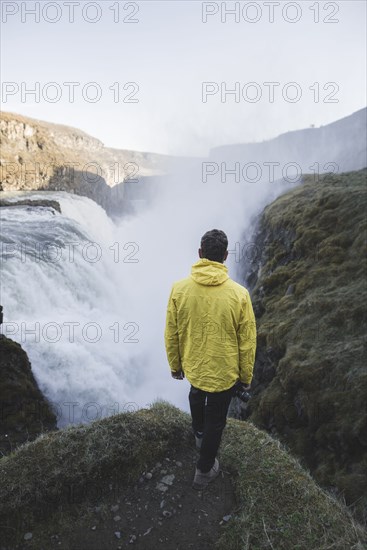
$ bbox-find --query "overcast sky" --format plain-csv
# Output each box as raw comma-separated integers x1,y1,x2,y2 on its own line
1,0,366,155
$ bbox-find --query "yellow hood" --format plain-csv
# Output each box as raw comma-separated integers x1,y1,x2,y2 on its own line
190,258,229,286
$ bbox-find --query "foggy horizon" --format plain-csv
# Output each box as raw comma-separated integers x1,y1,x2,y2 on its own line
1,1,366,156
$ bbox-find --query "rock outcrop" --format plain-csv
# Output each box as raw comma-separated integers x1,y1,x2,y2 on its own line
233,169,367,522
0,198,61,213
0,306,57,456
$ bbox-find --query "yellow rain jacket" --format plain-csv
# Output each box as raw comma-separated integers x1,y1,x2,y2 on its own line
164,258,256,392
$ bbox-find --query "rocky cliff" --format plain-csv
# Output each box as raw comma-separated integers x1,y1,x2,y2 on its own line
0,335,58,457
210,108,367,181
234,169,367,522
0,112,169,214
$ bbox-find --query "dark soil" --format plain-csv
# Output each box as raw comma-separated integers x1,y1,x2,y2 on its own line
6,443,236,550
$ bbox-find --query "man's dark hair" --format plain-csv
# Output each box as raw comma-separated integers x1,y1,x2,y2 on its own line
200,229,228,262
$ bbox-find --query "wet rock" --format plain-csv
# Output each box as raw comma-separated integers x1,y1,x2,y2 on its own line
0,199,61,213
0,335,57,457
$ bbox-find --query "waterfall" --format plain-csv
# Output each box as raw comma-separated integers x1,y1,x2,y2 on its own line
0,162,297,427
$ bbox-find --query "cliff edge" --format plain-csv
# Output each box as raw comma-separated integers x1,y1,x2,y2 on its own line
0,402,365,549
236,169,367,522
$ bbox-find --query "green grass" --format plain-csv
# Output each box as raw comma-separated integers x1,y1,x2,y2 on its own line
0,402,366,549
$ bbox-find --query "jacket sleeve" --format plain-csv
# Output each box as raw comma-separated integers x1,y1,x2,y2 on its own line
164,286,181,373
237,291,257,385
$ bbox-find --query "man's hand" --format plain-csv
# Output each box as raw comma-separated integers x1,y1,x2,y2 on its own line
241,383,251,391
171,370,185,380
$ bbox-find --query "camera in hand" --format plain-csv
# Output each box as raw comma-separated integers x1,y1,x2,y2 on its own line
233,381,251,403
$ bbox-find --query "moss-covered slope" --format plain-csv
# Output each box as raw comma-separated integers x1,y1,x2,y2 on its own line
0,402,365,549
240,169,367,521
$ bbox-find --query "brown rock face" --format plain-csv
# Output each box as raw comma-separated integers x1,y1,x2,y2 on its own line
0,111,168,214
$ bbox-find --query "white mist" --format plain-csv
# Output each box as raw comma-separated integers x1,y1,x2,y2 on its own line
1,159,296,426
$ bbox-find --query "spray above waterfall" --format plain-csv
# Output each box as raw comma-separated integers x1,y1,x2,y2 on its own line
0,154,298,427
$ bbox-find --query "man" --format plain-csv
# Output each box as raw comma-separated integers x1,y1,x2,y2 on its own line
164,229,256,489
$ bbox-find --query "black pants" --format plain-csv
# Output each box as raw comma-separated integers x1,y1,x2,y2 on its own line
189,384,235,473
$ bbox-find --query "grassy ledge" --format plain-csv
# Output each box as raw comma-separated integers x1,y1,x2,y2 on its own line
0,402,366,549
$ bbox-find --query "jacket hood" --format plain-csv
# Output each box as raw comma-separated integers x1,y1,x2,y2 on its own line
191,258,229,286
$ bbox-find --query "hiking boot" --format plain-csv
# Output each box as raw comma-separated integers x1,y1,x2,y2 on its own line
195,431,203,450
192,458,220,490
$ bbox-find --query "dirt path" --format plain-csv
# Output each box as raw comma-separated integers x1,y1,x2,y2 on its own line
12,444,236,550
